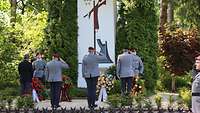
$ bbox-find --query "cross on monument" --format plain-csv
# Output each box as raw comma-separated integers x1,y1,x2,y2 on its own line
83,0,112,63
84,0,106,49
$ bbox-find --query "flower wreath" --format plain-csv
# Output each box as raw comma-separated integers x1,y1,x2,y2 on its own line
96,74,114,94
131,77,145,96
32,77,47,101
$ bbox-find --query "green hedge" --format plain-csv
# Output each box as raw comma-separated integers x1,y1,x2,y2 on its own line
44,0,78,84
116,0,158,91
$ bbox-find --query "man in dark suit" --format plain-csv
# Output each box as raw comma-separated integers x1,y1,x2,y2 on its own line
18,54,33,95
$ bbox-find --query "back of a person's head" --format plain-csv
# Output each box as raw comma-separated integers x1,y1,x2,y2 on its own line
129,47,136,52
88,46,95,53
88,46,94,50
123,48,128,52
36,52,42,56
24,54,29,60
52,52,60,59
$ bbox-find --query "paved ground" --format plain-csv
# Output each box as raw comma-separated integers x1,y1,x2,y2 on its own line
35,92,179,110
155,92,179,108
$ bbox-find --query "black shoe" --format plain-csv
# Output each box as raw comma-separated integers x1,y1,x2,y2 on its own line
51,105,56,109
93,104,98,108
55,105,61,108
52,105,61,109
88,104,98,109
88,105,93,109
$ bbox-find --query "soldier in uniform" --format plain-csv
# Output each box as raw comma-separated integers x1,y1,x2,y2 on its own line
117,48,135,96
128,48,144,77
82,47,106,109
46,52,69,109
32,52,46,82
192,58,200,113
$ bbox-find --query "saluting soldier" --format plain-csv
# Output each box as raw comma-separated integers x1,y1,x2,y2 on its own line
46,52,69,109
82,47,106,109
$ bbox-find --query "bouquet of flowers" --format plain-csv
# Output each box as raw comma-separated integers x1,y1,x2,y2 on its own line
131,77,144,96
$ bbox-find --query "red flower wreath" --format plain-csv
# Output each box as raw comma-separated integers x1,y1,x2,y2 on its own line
32,77,46,101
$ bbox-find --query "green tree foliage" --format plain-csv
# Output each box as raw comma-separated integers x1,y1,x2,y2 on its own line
175,0,200,28
61,0,78,83
159,27,200,75
116,2,127,56
0,1,20,82
25,0,47,12
0,0,47,94
16,11,47,56
0,29,19,82
17,0,47,14
43,0,78,84
0,0,10,11
157,0,200,92
117,0,158,91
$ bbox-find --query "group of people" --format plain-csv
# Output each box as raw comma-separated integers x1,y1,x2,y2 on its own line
18,47,143,109
18,52,69,109
82,47,143,109
82,46,200,112
17,46,200,111
18,52,46,96
117,48,144,96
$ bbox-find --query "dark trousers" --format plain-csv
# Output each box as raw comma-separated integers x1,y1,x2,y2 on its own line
50,82,62,107
20,80,32,95
85,77,98,107
120,77,133,96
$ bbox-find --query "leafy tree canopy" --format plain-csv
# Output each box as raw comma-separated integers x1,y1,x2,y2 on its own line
159,26,200,75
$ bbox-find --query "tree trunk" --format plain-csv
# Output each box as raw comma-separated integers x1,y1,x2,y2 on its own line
168,0,175,92
20,0,25,14
159,0,168,32
10,0,17,25
167,0,173,23
171,75,176,92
